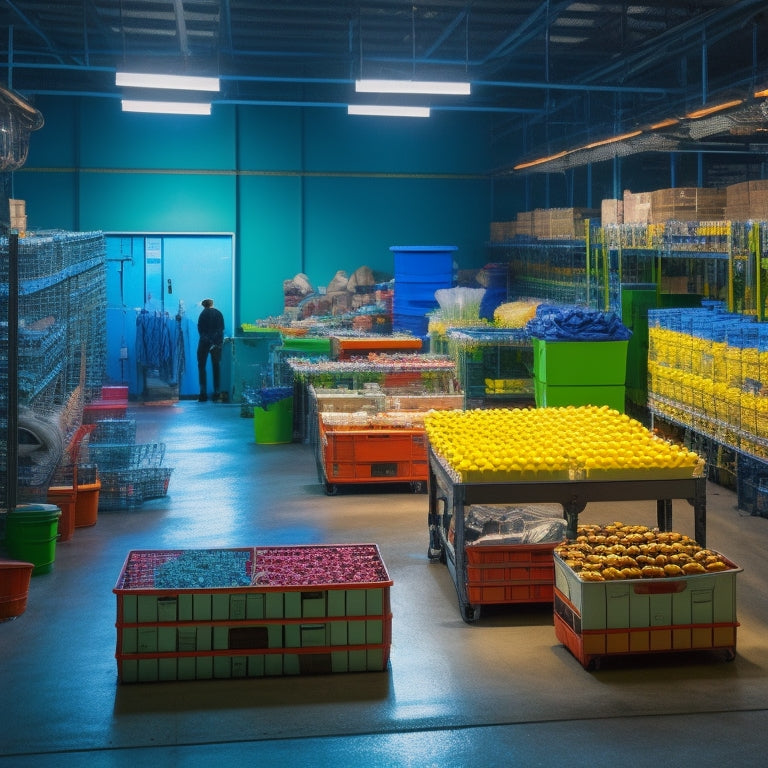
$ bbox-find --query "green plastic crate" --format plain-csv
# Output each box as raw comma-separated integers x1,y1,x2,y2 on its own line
533,338,628,385
534,380,626,412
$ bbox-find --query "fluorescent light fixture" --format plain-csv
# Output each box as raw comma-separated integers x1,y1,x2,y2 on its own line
582,130,643,150
348,104,430,118
121,99,212,115
685,99,743,119
116,72,220,92
649,118,679,130
355,79,470,96
513,151,569,171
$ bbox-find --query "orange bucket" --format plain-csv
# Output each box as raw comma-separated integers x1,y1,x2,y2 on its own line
0,560,35,620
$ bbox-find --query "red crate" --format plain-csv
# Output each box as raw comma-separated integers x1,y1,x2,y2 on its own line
464,542,559,606
321,422,428,485
554,589,738,669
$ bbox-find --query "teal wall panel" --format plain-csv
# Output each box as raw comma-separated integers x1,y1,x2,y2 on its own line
237,174,303,321
302,175,490,284
237,107,302,170
78,172,236,233
14,96,494,324
24,99,77,167
304,109,492,174
77,100,236,170
13,171,78,231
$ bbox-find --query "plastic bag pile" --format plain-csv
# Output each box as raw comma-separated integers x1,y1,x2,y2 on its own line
526,304,632,341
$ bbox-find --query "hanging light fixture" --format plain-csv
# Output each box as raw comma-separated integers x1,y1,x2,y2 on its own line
116,72,220,91
348,104,430,118
355,79,470,96
121,99,212,115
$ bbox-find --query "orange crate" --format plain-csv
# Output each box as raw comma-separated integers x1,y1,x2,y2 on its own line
328,460,427,482
331,337,422,360
464,542,559,606
554,589,738,669
468,582,554,604
323,428,426,463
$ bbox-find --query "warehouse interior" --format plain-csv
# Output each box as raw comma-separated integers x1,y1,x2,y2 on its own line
2,2,768,766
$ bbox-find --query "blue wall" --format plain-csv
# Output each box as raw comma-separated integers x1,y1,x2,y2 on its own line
14,97,494,323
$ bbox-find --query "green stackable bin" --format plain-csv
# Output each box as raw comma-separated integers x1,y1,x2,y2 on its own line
532,338,629,412
5,504,62,575
253,396,294,444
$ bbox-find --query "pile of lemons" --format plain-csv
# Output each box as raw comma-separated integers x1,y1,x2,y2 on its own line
424,405,702,481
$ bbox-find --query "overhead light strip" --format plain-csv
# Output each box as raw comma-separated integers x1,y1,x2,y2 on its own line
116,72,220,92
121,99,212,115
355,79,470,96
685,99,743,119
348,104,430,118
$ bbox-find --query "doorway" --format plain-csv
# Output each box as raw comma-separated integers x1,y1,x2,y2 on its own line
104,233,235,399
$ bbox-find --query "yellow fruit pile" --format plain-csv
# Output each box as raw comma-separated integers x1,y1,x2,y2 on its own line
424,405,703,481
493,300,540,328
555,522,732,581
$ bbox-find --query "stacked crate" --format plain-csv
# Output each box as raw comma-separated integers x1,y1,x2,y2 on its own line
553,551,741,669
114,545,393,682
85,418,173,510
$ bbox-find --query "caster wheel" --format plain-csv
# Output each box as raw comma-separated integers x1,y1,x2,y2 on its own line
411,481,426,494
325,483,338,496
427,546,443,562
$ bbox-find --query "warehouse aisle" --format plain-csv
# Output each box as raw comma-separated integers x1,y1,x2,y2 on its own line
2,400,768,767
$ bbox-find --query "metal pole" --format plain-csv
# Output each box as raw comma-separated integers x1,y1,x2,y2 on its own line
7,232,19,511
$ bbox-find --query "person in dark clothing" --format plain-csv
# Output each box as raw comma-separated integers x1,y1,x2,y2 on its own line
197,298,225,402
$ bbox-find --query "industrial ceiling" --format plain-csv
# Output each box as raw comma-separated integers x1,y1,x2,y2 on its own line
1,1,768,171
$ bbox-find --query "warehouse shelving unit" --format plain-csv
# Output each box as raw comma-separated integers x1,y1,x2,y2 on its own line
1,232,107,507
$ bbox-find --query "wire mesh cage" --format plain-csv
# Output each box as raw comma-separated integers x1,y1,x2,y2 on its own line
1,232,108,509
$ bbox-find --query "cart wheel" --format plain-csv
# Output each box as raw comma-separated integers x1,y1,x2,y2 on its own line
427,545,444,563
411,481,425,494
325,483,338,496
725,648,737,662
462,604,481,623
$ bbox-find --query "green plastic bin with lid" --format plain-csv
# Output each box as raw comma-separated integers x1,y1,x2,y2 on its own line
254,396,294,444
5,504,62,575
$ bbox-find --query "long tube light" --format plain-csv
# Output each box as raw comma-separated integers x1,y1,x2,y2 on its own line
348,104,430,118
355,79,470,95
116,72,220,92
121,99,212,115
685,99,743,119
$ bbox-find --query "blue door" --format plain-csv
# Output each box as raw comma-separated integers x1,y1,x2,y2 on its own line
105,234,234,399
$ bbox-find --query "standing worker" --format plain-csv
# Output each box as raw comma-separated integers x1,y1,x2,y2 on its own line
197,298,225,402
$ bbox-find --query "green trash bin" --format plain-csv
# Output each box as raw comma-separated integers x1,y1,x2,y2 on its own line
5,503,62,575
253,396,294,444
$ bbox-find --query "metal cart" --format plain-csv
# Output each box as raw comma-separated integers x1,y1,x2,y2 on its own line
427,447,707,623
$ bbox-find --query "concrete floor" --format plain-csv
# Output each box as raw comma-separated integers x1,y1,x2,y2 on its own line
2,400,768,767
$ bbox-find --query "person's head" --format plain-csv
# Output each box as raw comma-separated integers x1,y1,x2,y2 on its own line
202,298,214,308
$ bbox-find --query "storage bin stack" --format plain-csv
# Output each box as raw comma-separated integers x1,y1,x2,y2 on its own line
390,245,456,342
83,417,173,511
528,305,631,412
1,231,107,511
113,544,393,683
